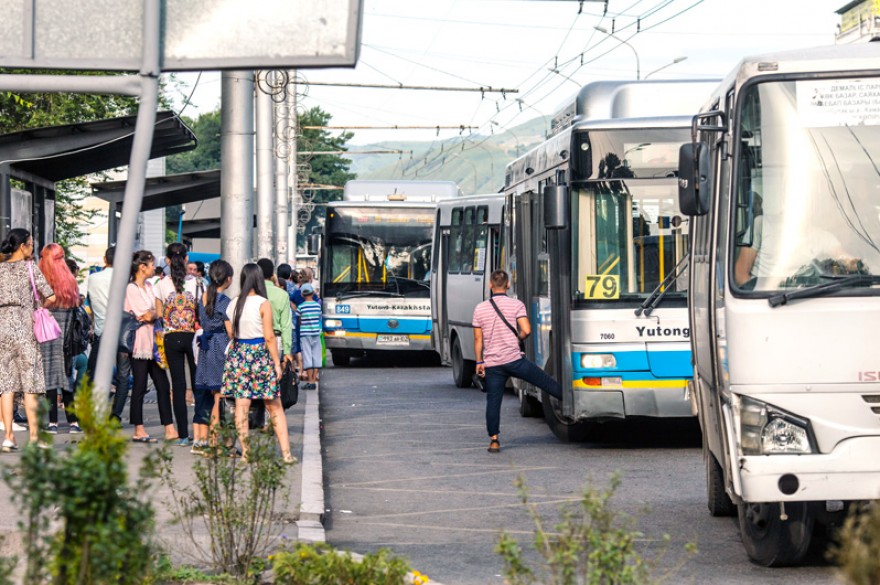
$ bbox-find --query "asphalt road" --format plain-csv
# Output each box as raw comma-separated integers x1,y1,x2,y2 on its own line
321,354,841,585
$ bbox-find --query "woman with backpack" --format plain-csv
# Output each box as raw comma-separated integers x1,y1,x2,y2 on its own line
192,260,233,455
37,243,81,434
154,242,201,447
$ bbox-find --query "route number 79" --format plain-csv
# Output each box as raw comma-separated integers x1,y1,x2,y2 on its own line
584,275,620,300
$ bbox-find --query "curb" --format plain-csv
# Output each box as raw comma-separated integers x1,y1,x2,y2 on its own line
296,387,325,542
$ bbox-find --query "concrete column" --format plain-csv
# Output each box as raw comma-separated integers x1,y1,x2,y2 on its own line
255,70,275,261
287,70,299,258
220,71,255,297
273,71,290,266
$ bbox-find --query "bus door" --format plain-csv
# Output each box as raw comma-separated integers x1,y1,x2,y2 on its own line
532,186,552,370
437,225,451,363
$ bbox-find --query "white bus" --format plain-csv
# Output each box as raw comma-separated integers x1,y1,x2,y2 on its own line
430,193,508,387
679,43,880,566
317,180,460,365
502,79,718,440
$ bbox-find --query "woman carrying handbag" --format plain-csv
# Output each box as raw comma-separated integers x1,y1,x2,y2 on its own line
0,229,57,451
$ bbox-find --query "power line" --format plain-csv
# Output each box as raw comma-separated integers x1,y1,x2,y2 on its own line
305,81,518,94
303,125,477,131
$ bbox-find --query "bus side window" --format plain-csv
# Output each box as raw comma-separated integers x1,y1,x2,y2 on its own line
474,205,489,274
461,207,476,274
450,207,463,274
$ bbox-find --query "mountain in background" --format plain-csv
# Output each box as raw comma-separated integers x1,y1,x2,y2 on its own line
348,116,547,194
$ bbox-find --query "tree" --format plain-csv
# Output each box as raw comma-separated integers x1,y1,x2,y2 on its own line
164,104,356,249
1,70,176,254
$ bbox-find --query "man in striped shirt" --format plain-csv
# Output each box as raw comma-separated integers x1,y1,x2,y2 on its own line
297,283,323,390
473,270,562,453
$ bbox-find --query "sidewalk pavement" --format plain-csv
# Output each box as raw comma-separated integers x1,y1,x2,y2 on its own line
0,387,324,564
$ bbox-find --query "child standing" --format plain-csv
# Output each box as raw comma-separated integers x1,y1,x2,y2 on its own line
297,283,322,390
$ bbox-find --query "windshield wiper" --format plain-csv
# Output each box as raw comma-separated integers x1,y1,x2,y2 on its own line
336,290,404,300
768,274,880,308
635,256,689,317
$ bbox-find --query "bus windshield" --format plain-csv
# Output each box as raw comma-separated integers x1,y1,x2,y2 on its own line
572,179,689,304
732,78,880,293
324,206,434,298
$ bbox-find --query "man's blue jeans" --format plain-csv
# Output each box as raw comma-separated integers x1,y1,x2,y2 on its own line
484,357,563,437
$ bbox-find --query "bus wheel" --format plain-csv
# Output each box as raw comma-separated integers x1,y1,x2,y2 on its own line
542,391,593,442
706,453,735,517
519,390,542,418
331,351,351,367
738,501,814,567
451,337,474,388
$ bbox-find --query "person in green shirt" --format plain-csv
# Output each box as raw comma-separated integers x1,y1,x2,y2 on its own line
255,259,296,430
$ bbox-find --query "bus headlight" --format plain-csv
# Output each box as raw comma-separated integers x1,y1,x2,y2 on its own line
324,319,343,329
738,396,815,455
580,354,616,369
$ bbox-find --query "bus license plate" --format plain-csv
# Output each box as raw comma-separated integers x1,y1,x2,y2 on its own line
377,334,409,346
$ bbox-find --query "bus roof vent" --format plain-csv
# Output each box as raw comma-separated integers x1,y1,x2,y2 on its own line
387,194,406,201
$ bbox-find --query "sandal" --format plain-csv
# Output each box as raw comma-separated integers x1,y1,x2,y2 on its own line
132,435,158,444
488,437,500,453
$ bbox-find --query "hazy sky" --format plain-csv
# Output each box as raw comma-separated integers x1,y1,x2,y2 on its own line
169,0,841,145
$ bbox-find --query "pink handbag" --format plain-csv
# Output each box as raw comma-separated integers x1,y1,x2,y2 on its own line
28,262,61,343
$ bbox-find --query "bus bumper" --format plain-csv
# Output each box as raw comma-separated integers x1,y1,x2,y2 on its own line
324,331,433,352
571,385,692,419
739,436,880,502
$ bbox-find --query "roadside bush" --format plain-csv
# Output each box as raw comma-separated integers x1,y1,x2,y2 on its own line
1,385,156,585
496,474,696,585
831,502,880,585
151,420,290,580
271,542,413,585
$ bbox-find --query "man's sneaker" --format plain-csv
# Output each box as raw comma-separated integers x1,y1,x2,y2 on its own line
176,437,192,447
69,423,83,434
46,424,58,435
13,412,28,425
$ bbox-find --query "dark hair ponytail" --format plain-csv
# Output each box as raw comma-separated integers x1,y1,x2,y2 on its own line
205,259,233,318
232,263,268,339
166,242,188,293
1,228,31,256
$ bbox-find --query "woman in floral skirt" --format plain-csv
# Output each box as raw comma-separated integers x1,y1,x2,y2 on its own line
222,263,294,463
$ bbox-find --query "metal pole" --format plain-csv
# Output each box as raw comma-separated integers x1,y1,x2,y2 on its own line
273,71,290,267
92,0,161,407
288,70,299,258
220,71,255,297
255,70,275,260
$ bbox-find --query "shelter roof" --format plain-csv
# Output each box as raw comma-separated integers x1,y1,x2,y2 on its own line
91,169,220,210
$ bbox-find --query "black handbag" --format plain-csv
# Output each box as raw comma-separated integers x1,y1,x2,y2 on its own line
279,362,299,409
118,311,143,354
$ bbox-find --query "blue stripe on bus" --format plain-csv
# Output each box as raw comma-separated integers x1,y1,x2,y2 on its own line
324,316,431,335
573,349,693,379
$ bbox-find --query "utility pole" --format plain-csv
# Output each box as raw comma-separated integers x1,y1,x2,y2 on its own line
273,70,290,267
287,69,299,259
220,71,255,297
255,69,275,260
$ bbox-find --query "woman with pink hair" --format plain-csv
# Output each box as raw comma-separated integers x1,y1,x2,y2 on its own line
38,243,82,434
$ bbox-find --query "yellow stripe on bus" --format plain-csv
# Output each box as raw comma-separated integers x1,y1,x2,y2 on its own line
335,332,431,340
572,379,688,390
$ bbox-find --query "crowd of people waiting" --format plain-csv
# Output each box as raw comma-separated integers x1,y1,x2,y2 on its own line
0,228,322,463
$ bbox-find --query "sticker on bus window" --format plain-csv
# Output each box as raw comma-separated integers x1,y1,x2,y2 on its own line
584,275,619,300
797,79,880,127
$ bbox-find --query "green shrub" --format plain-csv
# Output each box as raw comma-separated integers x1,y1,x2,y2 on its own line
496,474,696,585
831,502,880,585
151,420,290,580
2,385,156,585
271,542,413,585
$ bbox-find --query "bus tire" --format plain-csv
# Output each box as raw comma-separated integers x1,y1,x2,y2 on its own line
542,391,593,442
331,351,351,367
519,390,542,418
706,453,736,517
738,501,814,567
451,337,474,388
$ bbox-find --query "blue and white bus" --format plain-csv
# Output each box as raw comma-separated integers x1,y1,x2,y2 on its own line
502,79,717,440
318,180,460,365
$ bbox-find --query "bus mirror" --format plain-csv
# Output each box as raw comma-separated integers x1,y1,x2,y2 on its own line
678,143,710,216
307,233,322,256
543,183,569,229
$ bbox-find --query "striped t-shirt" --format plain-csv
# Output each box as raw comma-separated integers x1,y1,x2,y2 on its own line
298,300,322,337
472,294,527,367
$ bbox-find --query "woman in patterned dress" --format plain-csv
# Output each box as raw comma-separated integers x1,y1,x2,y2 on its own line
0,229,56,451
38,243,82,434
192,259,233,453
222,263,294,463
